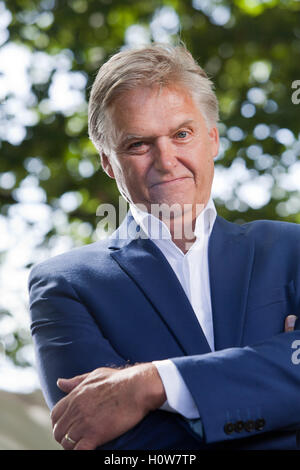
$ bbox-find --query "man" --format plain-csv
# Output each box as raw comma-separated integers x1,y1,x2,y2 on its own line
28,43,300,450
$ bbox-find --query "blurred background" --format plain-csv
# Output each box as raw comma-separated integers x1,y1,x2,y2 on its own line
0,0,299,450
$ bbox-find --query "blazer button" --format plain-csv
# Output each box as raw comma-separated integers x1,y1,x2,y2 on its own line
244,420,255,432
224,422,234,435
234,420,244,433
255,418,266,431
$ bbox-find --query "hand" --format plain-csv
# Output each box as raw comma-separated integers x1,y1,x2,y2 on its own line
51,363,166,450
285,315,298,332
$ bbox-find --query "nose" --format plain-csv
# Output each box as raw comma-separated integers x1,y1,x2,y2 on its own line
152,137,178,172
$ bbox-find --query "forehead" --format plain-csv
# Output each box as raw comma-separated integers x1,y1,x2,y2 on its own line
109,85,205,139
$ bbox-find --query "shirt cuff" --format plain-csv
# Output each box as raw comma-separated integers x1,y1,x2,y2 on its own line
152,359,200,419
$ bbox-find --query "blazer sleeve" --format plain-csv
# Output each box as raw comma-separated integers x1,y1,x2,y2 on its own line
171,319,300,444
28,262,202,450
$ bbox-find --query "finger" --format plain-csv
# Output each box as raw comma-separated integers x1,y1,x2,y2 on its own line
60,425,82,450
53,410,78,444
50,394,70,426
60,433,77,450
57,374,88,393
285,315,298,332
74,437,96,451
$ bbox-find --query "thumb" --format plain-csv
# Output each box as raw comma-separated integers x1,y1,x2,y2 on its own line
57,373,88,393
285,315,298,332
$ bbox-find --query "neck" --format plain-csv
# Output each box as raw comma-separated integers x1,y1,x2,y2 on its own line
160,205,203,254
172,236,196,254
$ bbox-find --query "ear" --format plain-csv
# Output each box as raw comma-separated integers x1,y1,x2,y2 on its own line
100,151,115,179
208,126,220,159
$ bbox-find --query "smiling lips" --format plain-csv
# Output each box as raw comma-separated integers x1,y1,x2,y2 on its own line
150,177,191,188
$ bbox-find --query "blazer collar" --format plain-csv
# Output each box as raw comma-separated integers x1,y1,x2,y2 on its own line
208,216,255,350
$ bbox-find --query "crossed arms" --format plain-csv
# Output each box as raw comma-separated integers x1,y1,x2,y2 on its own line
28,243,300,451
50,314,298,450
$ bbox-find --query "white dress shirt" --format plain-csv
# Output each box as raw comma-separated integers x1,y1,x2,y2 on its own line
129,197,217,419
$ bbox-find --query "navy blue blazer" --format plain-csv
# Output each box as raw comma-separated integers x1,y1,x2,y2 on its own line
28,213,300,450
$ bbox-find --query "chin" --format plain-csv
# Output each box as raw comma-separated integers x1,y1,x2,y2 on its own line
149,196,195,218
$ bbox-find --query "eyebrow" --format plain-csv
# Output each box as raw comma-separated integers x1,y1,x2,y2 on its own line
117,120,196,147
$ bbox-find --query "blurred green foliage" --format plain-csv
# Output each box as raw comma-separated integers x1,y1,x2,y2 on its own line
0,0,300,365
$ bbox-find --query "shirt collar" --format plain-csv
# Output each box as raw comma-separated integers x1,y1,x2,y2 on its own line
129,197,217,243
194,197,217,239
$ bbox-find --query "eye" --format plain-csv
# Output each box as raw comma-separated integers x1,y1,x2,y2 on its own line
176,130,189,139
126,140,149,154
130,141,144,148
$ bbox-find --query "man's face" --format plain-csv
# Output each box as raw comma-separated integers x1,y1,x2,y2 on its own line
101,85,219,215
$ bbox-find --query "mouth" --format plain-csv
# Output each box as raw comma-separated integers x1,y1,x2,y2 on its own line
150,177,191,188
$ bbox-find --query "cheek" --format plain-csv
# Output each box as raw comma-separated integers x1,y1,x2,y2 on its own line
120,162,148,190
129,159,150,179
125,166,142,184
191,144,214,177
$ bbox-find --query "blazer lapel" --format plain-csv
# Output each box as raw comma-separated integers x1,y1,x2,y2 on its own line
108,214,212,356
208,216,255,351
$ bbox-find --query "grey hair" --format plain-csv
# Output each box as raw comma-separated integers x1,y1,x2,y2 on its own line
88,43,219,155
